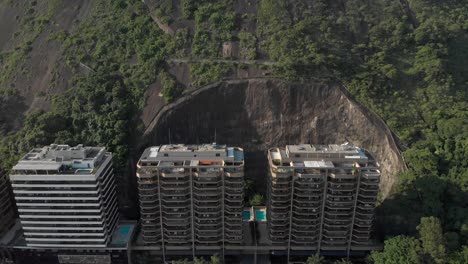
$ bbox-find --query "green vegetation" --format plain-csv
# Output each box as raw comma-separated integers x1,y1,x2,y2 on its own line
191,2,236,58
0,0,173,214
153,0,173,24
0,0,62,87
192,255,221,264
238,31,257,60
255,0,468,261
306,254,324,264
370,236,423,264
0,1,466,261
190,62,230,87
249,194,264,206
160,71,181,103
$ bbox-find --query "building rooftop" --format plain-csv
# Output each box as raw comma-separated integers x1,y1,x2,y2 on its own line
270,143,377,168
12,144,108,174
139,144,244,165
286,143,367,157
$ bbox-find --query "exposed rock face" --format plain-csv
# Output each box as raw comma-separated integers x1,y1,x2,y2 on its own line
143,79,406,199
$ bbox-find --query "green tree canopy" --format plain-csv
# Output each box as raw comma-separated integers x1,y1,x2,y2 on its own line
306,254,323,264
417,216,447,263
249,194,265,206
370,236,423,264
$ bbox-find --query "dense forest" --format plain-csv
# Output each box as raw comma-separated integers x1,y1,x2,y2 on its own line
0,0,467,263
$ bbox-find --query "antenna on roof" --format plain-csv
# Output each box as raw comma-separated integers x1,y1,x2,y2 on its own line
214,128,217,144
168,128,171,145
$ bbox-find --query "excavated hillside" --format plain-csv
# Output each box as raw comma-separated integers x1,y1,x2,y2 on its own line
143,79,406,199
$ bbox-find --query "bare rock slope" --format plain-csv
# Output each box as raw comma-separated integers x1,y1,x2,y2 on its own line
143,79,406,199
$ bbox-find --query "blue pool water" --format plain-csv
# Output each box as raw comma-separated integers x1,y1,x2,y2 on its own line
75,169,92,174
255,210,267,221
243,211,251,221
119,226,131,236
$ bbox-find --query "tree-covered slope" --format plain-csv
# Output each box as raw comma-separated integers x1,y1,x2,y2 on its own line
0,0,466,262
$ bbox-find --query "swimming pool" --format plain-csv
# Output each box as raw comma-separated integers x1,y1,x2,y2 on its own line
255,210,267,221
119,226,131,236
243,210,251,221
75,169,93,174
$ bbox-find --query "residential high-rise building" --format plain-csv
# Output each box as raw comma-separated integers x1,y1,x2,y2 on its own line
136,144,245,256
0,169,14,236
267,144,380,256
9,144,119,248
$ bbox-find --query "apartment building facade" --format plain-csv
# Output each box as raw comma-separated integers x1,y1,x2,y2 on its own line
267,144,380,256
0,169,14,237
9,144,119,248
136,144,245,256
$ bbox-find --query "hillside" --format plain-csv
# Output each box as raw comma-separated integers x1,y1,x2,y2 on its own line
0,0,467,262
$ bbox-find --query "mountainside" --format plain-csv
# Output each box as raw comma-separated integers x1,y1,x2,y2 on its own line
144,79,405,199
0,0,467,262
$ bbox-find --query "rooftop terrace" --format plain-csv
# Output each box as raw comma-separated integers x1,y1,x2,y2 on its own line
139,144,244,165
270,143,378,169
12,144,108,174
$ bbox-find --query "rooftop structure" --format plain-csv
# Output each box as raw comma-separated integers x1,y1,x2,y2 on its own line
267,143,381,259
136,144,245,260
13,144,106,173
9,144,119,248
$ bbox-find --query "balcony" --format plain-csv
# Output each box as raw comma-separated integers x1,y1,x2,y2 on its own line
269,209,290,217
327,190,355,197
354,214,374,221
323,229,349,237
160,184,190,191
141,206,159,214
357,195,377,203
138,185,158,192
162,211,190,217
293,201,321,209
225,183,244,189
360,179,380,186
323,222,351,228
321,238,348,246
292,216,320,224
354,220,373,228
293,208,321,216
142,220,160,227
193,185,220,192
361,170,380,180
292,222,320,228
164,223,191,230
194,199,220,206
324,213,352,221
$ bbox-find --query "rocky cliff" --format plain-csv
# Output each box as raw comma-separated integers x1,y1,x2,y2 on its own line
143,79,406,199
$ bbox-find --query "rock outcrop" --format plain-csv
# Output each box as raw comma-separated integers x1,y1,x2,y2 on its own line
142,79,406,199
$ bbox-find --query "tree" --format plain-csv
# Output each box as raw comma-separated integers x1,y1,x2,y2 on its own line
210,255,221,264
249,194,264,206
370,236,423,264
172,259,188,264
417,216,447,263
449,246,468,264
194,257,206,264
306,254,323,264
334,259,352,264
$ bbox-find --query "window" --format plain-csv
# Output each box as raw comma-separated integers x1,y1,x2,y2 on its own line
164,154,168,157
216,153,220,157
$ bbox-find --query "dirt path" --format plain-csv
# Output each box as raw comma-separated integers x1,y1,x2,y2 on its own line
143,1,175,36
167,58,277,65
